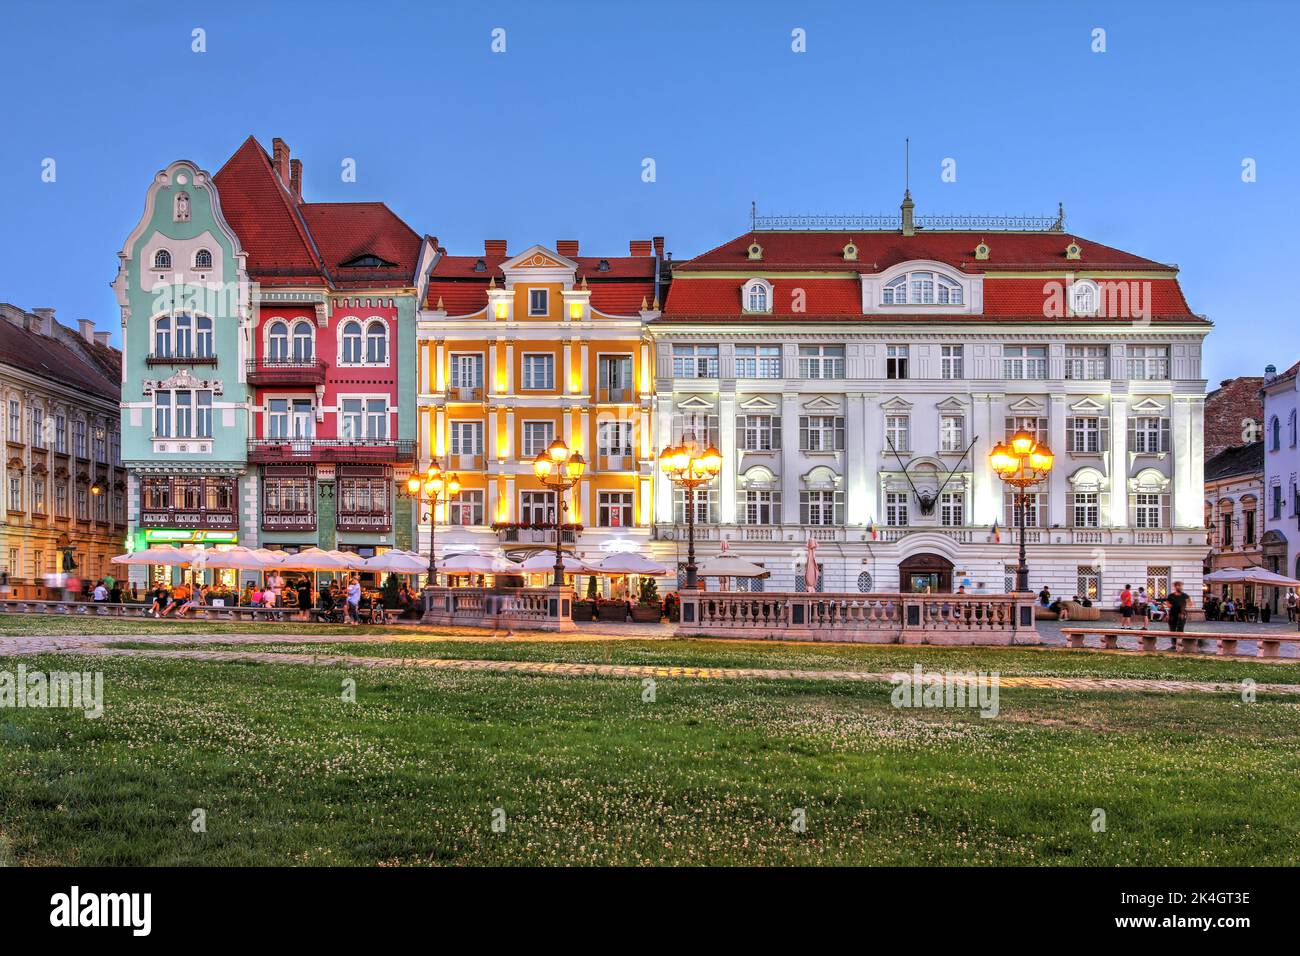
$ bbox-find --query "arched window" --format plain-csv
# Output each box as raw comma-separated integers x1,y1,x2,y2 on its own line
743,280,770,313
194,248,213,269
883,276,907,304
267,320,290,362
153,315,171,356
1270,415,1281,451
195,316,213,358
174,313,193,357
341,320,363,364
880,269,965,307
1290,410,1297,447
153,249,172,270
291,321,313,362
1071,281,1099,315
365,320,387,363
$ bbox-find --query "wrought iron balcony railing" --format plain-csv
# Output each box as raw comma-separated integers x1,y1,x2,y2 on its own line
247,438,415,464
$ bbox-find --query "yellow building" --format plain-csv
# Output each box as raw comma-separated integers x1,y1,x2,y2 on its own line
416,239,666,569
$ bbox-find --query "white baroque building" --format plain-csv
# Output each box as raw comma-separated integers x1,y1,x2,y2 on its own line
649,201,1210,603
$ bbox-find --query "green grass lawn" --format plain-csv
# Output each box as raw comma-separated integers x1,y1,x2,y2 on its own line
1,653,1296,865
108,637,1300,684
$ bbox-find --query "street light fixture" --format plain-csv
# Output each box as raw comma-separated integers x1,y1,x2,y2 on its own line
990,428,1054,593
658,436,723,590
531,438,585,587
406,460,460,586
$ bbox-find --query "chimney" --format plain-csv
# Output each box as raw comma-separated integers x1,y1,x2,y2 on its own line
629,239,652,257
272,137,291,188
652,236,665,258
556,240,579,258
484,239,507,258
1265,364,1278,382
289,158,303,201
31,307,56,335
93,332,111,348
901,190,916,237
78,319,95,343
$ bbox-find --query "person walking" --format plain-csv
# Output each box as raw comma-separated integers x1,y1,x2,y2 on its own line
346,575,361,624
1165,580,1191,648
1119,584,1135,629
297,577,312,622
1287,590,1296,624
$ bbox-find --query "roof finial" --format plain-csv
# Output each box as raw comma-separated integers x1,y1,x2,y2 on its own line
640,295,649,311
905,137,910,195
751,200,757,231
436,296,444,310
1053,201,1066,232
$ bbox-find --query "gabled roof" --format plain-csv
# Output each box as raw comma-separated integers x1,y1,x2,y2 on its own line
1205,441,1264,482
678,230,1175,274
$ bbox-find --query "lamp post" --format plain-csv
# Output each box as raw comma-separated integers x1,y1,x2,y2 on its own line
406,460,460,586
531,438,586,588
990,429,1054,593
658,438,722,590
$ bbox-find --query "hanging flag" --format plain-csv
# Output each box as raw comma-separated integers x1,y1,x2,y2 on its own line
867,520,878,541
991,520,1001,543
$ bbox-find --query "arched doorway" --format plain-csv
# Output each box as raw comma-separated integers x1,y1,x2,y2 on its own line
898,552,954,594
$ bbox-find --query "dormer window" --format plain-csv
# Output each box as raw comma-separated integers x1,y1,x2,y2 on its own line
742,278,773,314
882,270,962,305
473,258,486,273
194,248,213,270
747,242,763,261
1070,279,1099,315
153,249,172,270
341,254,396,269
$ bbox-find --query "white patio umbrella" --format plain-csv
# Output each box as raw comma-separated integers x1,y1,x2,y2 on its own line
362,550,429,574
110,544,204,566
200,546,274,571
1236,567,1300,587
593,552,669,575
1204,567,1249,583
695,554,770,579
274,547,356,572
437,552,520,576
517,551,594,574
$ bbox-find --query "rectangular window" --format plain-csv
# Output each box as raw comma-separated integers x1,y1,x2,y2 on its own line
340,399,363,442
520,490,557,525
110,430,120,465
672,487,718,524
154,394,172,438
941,345,964,380
76,487,88,520
799,490,843,526
30,477,45,514
1068,416,1105,454
448,489,484,526
74,420,87,458
197,393,213,438
522,353,555,390
450,353,484,389
940,490,964,527
1245,508,1257,545
263,477,315,521
8,476,22,512
1065,345,1109,380
739,489,780,524
55,415,67,453
1071,492,1100,528
28,407,44,449
1005,416,1048,446
940,414,965,453
672,412,719,448
521,420,555,458
885,414,910,453
449,420,483,456
1272,484,1283,520
734,345,782,379
1127,346,1170,380
1004,491,1046,528
597,491,634,528
886,344,909,379
94,491,108,523
54,483,68,517
598,356,633,399
799,415,844,452
885,491,909,527
528,288,549,316
7,401,20,443
1077,566,1101,601
337,476,390,522
597,421,634,458
671,345,719,379
1146,566,1172,599
1129,416,1170,454
365,399,388,439
798,345,845,380
738,414,780,451
1133,492,1165,528
174,391,193,438
1003,345,1048,380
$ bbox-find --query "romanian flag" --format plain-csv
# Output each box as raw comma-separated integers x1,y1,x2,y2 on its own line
867,520,878,541
991,520,1001,543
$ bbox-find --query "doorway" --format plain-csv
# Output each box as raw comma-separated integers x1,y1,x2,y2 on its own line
898,553,954,594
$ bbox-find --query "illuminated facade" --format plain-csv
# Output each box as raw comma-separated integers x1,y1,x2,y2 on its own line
416,239,666,565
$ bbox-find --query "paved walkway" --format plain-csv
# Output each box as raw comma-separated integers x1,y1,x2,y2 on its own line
2,631,1297,697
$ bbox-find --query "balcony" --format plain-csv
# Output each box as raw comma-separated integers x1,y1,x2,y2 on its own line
494,523,579,545
247,439,415,464
596,386,632,404
337,511,392,533
261,512,317,532
652,524,1198,548
140,509,237,530
146,352,218,367
246,358,328,387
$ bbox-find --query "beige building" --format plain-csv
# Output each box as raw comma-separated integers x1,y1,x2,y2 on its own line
1203,441,1264,598
0,304,126,597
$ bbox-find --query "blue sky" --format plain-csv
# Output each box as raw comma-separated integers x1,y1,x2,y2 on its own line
0,0,1294,382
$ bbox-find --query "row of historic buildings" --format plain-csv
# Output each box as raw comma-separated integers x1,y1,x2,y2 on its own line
109,135,1215,601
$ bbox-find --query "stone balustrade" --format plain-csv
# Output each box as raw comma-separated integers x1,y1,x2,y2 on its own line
421,586,575,632
676,591,1039,645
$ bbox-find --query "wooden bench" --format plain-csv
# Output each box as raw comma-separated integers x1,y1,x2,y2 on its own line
1061,627,1300,658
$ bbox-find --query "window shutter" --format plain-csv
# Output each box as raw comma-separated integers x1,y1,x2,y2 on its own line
1127,493,1136,525
799,416,809,450
836,418,845,450
1161,494,1171,529
1066,492,1075,525
1126,418,1136,452
1036,495,1047,527
1100,491,1111,527
1004,416,1014,441
1066,418,1076,451
799,495,809,524
772,420,782,449
1160,417,1171,453
1099,418,1110,453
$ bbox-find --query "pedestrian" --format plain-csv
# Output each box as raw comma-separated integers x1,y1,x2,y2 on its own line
346,575,361,624
1118,584,1135,629
1165,580,1191,639
1287,590,1297,623
1038,586,1051,607
109,579,122,604
1136,587,1150,631
297,577,312,622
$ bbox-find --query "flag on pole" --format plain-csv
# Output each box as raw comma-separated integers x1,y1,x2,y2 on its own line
867,520,878,541
991,520,1001,543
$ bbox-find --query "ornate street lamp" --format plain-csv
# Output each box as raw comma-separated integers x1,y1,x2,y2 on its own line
406,460,460,586
531,438,586,588
658,437,722,590
990,429,1054,593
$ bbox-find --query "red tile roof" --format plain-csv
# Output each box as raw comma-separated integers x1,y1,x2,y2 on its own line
983,277,1193,316
0,315,120,402
679,230,1175,273
665,277,861,316
214,137,421,290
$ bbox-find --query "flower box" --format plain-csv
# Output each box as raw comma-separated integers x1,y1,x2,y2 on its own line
631,604,662,623
597,602,629,622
